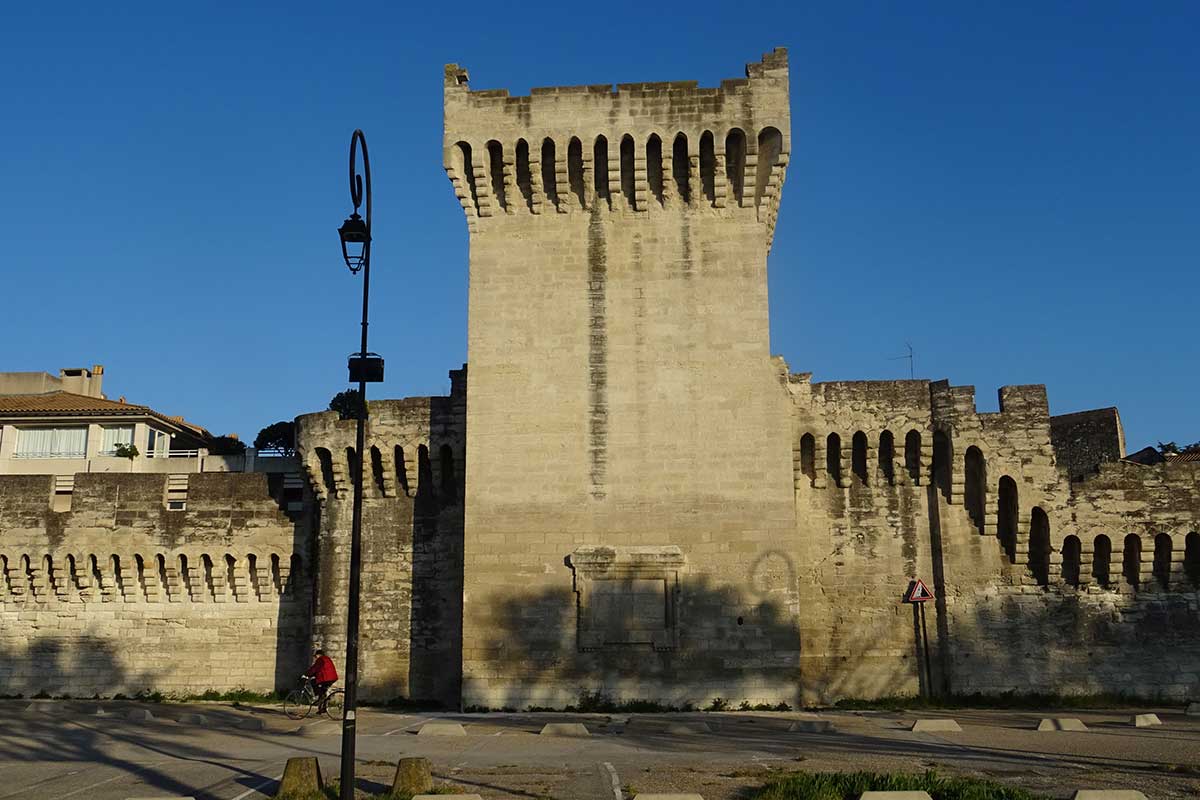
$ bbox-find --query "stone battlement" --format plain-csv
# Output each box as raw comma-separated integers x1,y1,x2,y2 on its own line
443,49,790,244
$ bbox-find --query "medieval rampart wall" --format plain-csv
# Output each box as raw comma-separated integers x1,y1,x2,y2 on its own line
295,370,465,706
0,472,311,697
788,376,1200,702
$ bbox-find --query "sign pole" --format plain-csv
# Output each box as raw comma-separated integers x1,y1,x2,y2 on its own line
918,601,933,697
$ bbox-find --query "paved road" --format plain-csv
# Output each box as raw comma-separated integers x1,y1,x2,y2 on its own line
0,701,1197,799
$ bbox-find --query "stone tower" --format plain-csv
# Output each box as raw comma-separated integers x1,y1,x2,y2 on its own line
444,49,799,707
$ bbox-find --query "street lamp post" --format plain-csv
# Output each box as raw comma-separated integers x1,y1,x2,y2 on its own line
336,128,383,800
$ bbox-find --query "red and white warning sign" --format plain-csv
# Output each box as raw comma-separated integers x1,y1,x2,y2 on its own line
904,579,934,603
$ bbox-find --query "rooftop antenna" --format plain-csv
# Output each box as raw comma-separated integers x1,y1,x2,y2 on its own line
888,342,914,379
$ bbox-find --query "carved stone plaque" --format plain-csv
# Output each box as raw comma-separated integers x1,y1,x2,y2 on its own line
568,546,684,652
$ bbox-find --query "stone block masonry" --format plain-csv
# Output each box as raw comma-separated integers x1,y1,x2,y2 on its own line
295,369,466,707
444,48,1200,709
3,48,1197,707
449,50,799,709
0,472,311,697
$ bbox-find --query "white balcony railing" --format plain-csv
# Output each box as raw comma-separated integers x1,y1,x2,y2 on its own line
11,450,87,459
144,450,201,459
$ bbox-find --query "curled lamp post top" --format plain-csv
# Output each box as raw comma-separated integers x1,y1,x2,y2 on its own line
339,129,372,273
349,128,371,223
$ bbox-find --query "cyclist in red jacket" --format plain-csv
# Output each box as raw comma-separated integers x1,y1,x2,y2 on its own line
303,649,338,699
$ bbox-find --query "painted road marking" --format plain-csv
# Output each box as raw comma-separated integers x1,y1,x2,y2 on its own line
383,716,428,736
603,762,621,800
231,773,283,800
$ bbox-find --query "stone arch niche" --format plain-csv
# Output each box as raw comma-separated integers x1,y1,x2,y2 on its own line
1152,533,1173,590
1061,535,1081,587
540,138,559,210
964,446,986,535
997,476,1018,564
826,433,842,486
620,134,636,210
878,430,895,484
1122,534,1142,589
1028,507,1051,587
672,132,690,205
851,431,868,484
486,140,506,212
932,430,952,503
593,135,610,208
453,141,479,214
799,433,816,484
699,130,716,205
567,136,586,207
725,127,746,204
904,430,922,483
1186,532,1200,587
646,134,664,206
1092,534,1112,587
754,126,782,208
515,139,534,211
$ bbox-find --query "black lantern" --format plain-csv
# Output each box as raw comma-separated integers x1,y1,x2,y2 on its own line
348,352,385,383
338,213,370,273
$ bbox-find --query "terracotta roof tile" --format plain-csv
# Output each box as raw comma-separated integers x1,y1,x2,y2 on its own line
0,391,209,437
0,391,151,415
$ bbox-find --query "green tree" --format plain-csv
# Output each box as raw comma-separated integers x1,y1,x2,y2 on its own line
207,435,247,455
329,389,365,421
254,421,296,456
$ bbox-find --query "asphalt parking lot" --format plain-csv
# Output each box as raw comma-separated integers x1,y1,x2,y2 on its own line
0,701,1197,799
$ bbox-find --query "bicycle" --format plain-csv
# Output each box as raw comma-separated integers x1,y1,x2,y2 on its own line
284,675,345,721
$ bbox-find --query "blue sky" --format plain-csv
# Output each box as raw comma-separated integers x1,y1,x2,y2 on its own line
1,2,1196,450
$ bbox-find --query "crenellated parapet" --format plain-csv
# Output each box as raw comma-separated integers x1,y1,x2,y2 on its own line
0,548,307,605
443,49,791,246
294,367,467,508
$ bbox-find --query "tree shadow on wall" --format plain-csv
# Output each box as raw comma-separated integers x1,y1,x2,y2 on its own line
470,569,923,711
948,583,1200,702
0,636,291,799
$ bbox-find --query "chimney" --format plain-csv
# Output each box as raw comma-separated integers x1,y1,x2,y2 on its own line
59,365,104,398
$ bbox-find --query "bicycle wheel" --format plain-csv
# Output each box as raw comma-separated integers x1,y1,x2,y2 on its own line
324,689,345,721
284,689,311,720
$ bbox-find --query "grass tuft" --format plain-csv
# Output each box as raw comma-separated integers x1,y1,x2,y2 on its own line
751,770,1049,800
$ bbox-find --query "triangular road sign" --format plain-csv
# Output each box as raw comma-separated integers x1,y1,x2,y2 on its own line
904,579,934,603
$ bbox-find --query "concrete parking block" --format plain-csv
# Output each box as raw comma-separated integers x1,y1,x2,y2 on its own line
393,757,433,794
540,722,590,737
236,716,266,731
1071,791,1148,800
910,719,961,732
789,714,834,733
1037,718,1089,732
633,795,705,800
1131,714,1162,727
126,709,154,722
417,721,467,736
1187,702,1200,716
277,756,323,796
175,713,208,725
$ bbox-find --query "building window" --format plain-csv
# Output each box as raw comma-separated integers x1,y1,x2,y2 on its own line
14,426,88,458
100,425,135,455
147,429,169,455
